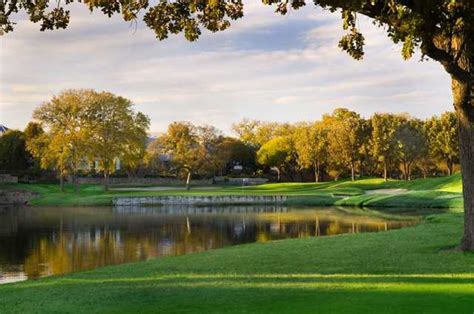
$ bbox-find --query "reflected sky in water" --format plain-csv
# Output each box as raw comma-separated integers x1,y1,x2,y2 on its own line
0,205,418,284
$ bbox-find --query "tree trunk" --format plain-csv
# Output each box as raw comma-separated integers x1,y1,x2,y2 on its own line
447,159,453,176
73,173,80,193
383,162,388,181
276,168,281,183
422,168,427,179
350,162,355,181
314,161,320,183
453,76,474,251
186,171,191,190
104,172,109,192
403,161,411,181
59,175,65,192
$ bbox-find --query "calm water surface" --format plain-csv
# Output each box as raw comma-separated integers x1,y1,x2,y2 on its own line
0,205,418,284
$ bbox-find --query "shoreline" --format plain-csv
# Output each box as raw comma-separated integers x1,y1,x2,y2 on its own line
0,211,471,313
1,174,463,209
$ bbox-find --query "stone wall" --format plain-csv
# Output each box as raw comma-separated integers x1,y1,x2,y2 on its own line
0,175,18,184
78,177,268,186
77,177,212,185
0,189,37,205
214,177,269,185
114,204,289,214
113,195,288,206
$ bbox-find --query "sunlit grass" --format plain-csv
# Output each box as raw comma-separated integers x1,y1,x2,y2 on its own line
1,212,473,313
6,174,463,208
15,273,474,293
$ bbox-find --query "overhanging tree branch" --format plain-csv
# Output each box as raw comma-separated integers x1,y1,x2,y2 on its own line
420,36,471,82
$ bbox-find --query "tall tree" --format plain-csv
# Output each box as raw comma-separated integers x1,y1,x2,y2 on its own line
196,125,222,176
4,0,474,250
358,118,374,178
324,108,363,181
293,122,328,182
395,118,428,180
86,91,150,191
121,131,149,179
370,113,404,181
30,89,92,191
156,122,202,190
0,130,30,173
214,137,257,175
256,136,294,182
425,112,460,176
23,122,45,172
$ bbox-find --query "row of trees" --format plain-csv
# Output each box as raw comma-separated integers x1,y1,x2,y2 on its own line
2,99,458,189
23,89,150,191
143,108,459,185
232,108,459,182
146,122,256,189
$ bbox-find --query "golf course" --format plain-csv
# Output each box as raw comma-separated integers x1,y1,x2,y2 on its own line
3,0,474,312
7,174,464,208
1,174,473,313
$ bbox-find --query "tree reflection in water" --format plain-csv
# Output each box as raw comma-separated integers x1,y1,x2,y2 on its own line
0,205,418,283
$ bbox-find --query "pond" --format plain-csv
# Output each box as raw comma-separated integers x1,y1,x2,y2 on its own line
0,205,419,284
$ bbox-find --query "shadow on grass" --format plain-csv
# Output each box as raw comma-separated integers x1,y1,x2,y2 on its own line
2,273,474,313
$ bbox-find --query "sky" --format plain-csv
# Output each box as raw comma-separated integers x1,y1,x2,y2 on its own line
0,1,453,135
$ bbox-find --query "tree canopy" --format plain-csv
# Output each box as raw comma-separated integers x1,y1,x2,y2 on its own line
2,1,472,81
0,130,30,173
152,122,204,189
323,108,364,181
257,136,294,182
85,91,150,190
395,118,427,180
293,122,328,182
371,113,404,181
27,89,149,191
425,111,460,175
29,89,92,191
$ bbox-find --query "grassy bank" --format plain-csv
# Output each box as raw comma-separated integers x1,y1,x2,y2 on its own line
4,174,463,208
0,212,473,313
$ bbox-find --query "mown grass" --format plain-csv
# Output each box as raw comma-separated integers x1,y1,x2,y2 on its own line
5,174,463,208
0,212,473,313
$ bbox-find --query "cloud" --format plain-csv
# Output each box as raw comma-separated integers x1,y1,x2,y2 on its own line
0,1,452,134
273,96,300,105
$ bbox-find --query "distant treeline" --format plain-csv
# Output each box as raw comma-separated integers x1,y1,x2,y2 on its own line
147,108,459,183
0,91,459,188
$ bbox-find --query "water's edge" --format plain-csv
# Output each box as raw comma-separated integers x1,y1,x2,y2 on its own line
113,195,289,206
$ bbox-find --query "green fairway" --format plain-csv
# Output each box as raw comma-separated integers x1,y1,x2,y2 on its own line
0,175,470,313
6,174,464,208
0,212,473,313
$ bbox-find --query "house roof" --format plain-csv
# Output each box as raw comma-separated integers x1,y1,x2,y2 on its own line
0,124,8,134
